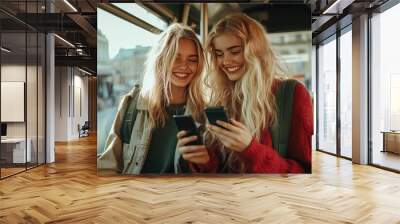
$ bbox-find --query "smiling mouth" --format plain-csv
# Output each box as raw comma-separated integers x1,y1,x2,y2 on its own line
224,66,241,73
173,72,190,79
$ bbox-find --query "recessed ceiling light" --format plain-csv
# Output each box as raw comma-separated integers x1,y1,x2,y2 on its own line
63,0,78,12
322,0,353,15
78,67,93,76
1,47,11,53
54,34,75,48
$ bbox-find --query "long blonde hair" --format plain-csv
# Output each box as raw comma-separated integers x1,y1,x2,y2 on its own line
140,23,206,128
205,13,285,172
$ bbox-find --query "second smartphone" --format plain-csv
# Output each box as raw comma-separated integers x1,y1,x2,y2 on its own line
204,106,230,128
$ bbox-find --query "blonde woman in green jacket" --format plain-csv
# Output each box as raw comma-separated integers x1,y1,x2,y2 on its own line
98,23,210,175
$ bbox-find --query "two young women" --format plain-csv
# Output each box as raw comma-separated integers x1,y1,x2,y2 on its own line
98,13,313,174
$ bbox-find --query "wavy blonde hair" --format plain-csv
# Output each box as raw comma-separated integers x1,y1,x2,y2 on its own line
205,13,286,172
140,23,206,128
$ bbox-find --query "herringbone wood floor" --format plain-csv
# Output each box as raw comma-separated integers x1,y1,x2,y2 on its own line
1,134,400,224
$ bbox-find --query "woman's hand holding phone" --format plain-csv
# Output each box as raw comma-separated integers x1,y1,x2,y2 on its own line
207,119,252,152
177,131,210,165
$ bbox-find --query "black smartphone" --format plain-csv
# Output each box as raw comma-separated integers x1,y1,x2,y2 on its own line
204,106,230,128
173,115,203,145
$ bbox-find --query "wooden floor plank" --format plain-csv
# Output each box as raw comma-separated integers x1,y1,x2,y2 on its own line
0,134,399,223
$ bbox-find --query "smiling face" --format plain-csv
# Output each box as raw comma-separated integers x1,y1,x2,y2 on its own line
212,33,246,81
170,38,199,89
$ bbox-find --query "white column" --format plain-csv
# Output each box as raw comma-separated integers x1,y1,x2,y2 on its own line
45,0,56,163
46,33,55,163
352,14,369,164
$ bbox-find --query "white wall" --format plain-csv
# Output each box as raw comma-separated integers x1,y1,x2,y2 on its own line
55,67,69,141
1,65,34,138
1,63,46,164
72,73,89,138
1,65,26,140
54,67,89,141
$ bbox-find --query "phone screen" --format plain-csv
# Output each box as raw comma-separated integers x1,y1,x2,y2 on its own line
204,106,230,128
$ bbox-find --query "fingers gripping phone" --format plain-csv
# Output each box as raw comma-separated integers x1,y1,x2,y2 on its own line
173,115,203,145
204,106,230,128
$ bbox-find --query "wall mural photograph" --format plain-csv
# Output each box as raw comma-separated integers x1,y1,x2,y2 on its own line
96,2,313,175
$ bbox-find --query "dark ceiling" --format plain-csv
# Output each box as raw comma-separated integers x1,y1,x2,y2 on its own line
0,0,98,73
159,2,311,34
0,0,392,73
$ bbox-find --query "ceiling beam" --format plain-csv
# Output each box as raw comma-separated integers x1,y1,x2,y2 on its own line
322,0,355,15
141,2,176,22
98,3,162,34
55,55,96,71
182,4,190,25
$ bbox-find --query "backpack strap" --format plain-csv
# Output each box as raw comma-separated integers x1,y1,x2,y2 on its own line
270,79,298,157
120,88,141,144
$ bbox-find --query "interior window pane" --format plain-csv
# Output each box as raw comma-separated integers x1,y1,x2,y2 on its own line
317,37,337,154
1,31,28,177
340,29,352,158
371,3,400,171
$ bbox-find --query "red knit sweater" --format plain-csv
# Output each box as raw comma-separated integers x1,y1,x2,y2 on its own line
192,80,313,173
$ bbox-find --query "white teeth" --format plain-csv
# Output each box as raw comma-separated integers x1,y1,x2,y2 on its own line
174,73,188,78
226,66,240,72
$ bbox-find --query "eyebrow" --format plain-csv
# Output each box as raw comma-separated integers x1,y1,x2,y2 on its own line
176,53,198,58
214,45,243,52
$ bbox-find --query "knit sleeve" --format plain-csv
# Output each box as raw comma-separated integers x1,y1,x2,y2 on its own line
188,146,220,173
238,83,313,173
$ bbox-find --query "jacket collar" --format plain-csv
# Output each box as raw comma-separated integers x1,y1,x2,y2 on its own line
136,93,149,111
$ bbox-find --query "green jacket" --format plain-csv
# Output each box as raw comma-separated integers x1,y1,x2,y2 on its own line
97,88,192,175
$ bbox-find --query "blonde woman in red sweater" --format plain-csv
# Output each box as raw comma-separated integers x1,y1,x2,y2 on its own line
178,13,313,173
